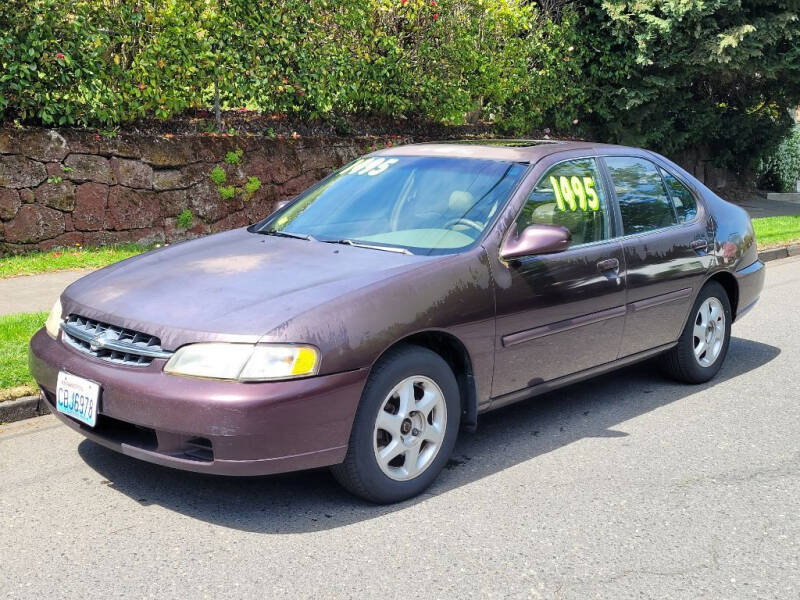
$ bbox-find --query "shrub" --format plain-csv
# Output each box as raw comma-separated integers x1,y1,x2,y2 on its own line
225,149,243,165
758,126,800,193
0,0,580,133
217,185,236,200
574,0,800,172
0,0,798,171
244,176,261,198
209,166,227,185
0,0,214,126
176,209,193,229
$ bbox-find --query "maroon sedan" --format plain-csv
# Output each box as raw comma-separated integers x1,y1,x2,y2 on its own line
30,141,764,502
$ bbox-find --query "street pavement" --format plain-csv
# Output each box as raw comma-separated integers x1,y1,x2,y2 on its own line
1,256,799,599
0,269,92,316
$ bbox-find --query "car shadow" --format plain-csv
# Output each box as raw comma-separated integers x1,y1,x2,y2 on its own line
77,336,779,534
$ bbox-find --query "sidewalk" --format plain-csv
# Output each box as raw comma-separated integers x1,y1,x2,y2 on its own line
733,195,800,218
0,269,93,316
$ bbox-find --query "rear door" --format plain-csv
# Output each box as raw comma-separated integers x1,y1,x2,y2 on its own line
491,155,627,399
601,154,712,357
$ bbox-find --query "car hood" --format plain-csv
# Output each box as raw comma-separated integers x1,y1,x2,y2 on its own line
61,228,432,350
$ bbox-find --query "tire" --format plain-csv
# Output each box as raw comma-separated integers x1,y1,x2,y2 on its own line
661,281,732,384
331,345,461,503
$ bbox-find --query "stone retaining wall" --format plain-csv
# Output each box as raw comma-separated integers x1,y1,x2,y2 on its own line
670,146,740,191
0,126,743,255
0,127,410,255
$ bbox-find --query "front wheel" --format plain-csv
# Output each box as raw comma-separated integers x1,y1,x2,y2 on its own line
331,345,461,503
661,281,732,384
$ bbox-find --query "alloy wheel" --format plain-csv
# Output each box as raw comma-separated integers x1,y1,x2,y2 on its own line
693,297,726,367
373,375,447,481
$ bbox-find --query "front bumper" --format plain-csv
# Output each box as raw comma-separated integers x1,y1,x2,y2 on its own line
29,328,368,476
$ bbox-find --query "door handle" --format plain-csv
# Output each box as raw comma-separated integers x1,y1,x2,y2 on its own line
596,258,619,273
690,239,708,252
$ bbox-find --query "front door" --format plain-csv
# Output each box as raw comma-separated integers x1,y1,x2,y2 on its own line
602,155,712,357
491,156,627,399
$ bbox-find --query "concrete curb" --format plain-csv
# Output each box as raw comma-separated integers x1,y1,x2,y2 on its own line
758,243,800,263
765,192,800,204
0,394,51,424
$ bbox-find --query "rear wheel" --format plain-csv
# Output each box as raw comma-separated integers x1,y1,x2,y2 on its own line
662,281,732,383
331,345,460,503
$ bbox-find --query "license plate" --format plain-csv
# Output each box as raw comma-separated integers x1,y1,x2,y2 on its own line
56,371,100,427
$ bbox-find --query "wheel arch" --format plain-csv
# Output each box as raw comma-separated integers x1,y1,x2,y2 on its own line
704,270,739,320
372,330,478,431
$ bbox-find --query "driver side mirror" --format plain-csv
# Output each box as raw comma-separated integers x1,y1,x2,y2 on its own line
500,224,571,260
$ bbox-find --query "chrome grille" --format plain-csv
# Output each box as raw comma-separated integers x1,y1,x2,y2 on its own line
61,314,172,367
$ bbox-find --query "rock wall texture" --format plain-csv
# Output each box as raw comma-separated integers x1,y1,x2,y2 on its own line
0,127,410,255
0,126,742,255
670,147,740,191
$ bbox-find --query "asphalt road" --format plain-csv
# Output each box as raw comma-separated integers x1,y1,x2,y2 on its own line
1,256,799,599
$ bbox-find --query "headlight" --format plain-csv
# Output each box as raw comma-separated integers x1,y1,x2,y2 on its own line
45,298,63,339
238,344,319,381
163,343,320,381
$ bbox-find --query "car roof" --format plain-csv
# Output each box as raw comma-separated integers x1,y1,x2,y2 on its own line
374,139,640,163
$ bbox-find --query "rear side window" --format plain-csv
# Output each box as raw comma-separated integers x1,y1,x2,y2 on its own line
605,157,677,235
661,170,698,223
516,157,610,246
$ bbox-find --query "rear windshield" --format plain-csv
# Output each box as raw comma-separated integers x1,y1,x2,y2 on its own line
255,156,527,255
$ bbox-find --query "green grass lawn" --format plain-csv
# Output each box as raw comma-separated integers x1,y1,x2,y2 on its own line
752,215,800,248
0,312,46,402
0,244,151,279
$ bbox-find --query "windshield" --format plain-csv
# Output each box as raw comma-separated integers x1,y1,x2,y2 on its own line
255,156,528,254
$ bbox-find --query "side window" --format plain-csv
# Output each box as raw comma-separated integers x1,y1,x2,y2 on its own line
605,157,677,235
516,158,610,246
661,169,698,223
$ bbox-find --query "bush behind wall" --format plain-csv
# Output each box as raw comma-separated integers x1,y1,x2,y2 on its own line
0,0,582,132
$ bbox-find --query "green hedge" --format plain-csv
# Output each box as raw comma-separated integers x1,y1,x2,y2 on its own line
758,125,800,193
0,0,582,132
573,1,800,178
1,0,799,180
0,0,213,124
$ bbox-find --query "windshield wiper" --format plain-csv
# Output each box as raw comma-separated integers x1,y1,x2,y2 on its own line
322,239,412,255
258,229,317,242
